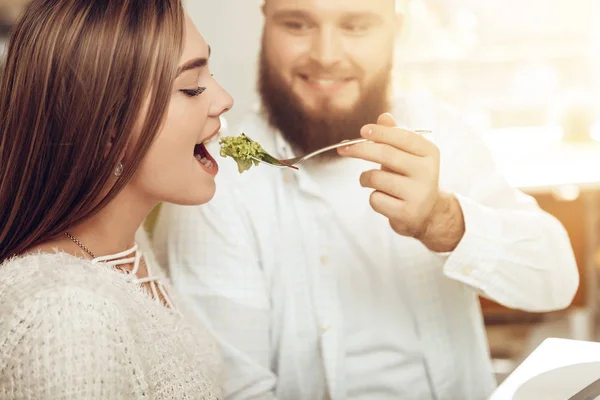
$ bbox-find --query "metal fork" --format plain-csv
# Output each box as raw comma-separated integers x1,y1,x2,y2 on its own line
250,130,432,169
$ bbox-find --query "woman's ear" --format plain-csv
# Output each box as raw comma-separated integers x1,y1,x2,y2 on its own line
105,129,130,165
104,130,116,158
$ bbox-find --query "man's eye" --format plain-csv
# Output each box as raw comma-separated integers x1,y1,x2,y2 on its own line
342,23,372,34
283,20,312,32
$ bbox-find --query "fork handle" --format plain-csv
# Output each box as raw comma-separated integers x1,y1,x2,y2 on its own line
299,138,370,162
299,130,431,162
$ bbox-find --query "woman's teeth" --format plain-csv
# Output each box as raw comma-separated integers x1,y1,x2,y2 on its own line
195,154,214,168
194,132,220,169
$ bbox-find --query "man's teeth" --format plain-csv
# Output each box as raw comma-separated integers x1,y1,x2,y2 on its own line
309,78,339,86
195,154,214,168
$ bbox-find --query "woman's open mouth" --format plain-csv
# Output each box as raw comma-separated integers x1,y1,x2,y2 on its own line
194,141,218,175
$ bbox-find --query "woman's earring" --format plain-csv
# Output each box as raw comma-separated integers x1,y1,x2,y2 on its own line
114,162,123,178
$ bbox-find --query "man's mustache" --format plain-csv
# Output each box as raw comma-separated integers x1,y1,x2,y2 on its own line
293,64,360,80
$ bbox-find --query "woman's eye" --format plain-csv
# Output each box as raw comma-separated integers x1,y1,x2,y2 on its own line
181,86,206,97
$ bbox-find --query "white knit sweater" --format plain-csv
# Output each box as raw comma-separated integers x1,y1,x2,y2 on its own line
0,251,223,399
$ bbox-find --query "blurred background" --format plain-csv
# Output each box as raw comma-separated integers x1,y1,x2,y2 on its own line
2,0,600,385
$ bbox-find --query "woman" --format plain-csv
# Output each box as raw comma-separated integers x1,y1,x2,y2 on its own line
0,0,233,398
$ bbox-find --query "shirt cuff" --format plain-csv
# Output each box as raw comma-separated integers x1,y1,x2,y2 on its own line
441,193,504,296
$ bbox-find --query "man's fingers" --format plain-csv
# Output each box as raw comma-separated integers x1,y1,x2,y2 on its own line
359,169,412,200
340,142,419,176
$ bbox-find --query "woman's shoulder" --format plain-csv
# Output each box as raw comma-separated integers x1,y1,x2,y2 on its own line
0,252,139,351
2,250,114,282
0,253,152,398
0,252,128,316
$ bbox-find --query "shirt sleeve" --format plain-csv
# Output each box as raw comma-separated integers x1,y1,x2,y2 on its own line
428,98,579,312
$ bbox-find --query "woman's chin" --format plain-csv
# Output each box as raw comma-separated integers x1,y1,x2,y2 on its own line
166,182,216,206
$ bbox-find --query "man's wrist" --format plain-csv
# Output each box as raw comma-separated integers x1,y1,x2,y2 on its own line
418,192,466,252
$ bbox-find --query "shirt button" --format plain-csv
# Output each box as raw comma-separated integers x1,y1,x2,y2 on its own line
462,266,473,275
321,325,331,334
320,256,328,265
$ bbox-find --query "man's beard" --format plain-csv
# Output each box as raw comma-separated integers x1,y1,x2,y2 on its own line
258,50,392,161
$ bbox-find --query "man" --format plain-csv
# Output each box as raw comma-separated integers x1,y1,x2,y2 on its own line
153,0,579,399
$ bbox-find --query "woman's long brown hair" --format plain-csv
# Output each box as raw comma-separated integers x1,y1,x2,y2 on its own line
0,0,185,262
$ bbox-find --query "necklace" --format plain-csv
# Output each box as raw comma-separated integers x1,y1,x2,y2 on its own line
64,231,96,258
63,231,177,311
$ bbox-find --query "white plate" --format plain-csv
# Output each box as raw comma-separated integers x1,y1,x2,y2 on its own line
513,362,600,400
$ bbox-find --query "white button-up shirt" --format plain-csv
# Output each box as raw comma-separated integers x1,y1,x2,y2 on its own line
152,93,579,400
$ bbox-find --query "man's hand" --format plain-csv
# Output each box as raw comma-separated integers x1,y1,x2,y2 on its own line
338,113,465,252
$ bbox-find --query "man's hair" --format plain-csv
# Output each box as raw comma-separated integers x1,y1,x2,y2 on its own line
262,0,410,14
